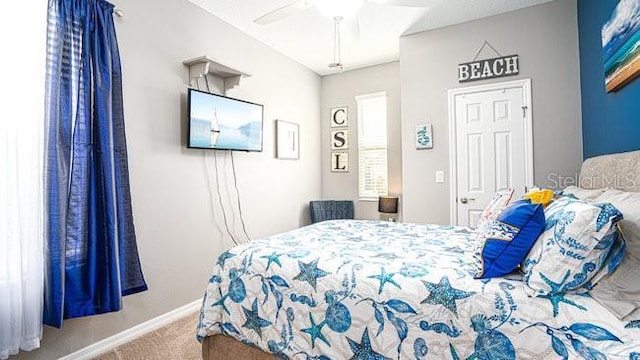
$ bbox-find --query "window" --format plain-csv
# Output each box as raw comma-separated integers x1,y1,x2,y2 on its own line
356,92,388,199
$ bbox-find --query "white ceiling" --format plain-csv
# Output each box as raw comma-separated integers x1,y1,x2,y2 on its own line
189,0,556,76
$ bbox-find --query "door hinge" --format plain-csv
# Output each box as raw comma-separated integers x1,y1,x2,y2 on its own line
522,105,529,118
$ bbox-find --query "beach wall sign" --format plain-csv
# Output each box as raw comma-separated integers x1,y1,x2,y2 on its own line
458,55,519,83
602,0,640,93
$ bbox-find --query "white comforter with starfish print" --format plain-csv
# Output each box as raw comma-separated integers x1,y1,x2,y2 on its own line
197,220,640,359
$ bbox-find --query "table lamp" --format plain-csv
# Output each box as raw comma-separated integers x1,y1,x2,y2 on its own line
378,196,399,222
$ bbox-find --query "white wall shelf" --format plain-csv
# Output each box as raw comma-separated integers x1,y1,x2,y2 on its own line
183,56,250,94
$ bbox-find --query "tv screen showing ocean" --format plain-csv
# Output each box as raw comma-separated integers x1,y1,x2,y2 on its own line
189,90,263,151
190,118,262,150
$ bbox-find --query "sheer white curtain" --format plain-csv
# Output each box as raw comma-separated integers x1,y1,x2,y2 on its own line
0,2,46,359
0,128,44,359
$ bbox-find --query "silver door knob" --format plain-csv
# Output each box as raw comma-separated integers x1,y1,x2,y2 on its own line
460,197,476,204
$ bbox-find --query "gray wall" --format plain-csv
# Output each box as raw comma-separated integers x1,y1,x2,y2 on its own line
400,0,582,224
18,0,321,358
320,62,402,220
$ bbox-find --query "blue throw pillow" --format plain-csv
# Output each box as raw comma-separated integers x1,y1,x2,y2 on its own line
472,199,545,279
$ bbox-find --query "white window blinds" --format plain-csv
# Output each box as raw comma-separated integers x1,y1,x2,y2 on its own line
356,92,388,199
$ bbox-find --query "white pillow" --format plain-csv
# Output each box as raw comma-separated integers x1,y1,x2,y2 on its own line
478,189,514,228
560,186,607,201
593,189,640,258
523,196,623,296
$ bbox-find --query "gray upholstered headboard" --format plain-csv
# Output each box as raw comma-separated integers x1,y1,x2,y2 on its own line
579,150,640,192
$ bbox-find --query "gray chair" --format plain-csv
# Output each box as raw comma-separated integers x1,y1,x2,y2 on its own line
309,200,354,223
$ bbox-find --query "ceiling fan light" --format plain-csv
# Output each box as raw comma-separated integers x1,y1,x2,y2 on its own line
316,0,364,18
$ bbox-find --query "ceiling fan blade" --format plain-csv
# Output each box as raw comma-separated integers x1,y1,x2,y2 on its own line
254,0,315,25
368,0,442,7
342,16,360,42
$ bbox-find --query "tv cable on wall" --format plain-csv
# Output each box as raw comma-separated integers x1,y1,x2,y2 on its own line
213,151,240,246
195,75,252,245
231,151,251,242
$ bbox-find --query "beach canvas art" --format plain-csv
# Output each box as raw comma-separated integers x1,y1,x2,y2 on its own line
602,0,640,92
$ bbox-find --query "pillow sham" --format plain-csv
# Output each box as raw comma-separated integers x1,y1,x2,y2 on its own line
593,188,640,258
472,199,545,279
558,186,607,201
523,196,623,296
478,189,514,228
590,249,640,320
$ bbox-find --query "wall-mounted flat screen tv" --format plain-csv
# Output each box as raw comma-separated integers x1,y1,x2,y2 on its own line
187,88,263,151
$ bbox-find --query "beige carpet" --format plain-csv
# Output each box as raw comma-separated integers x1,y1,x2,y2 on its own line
95,311,201,360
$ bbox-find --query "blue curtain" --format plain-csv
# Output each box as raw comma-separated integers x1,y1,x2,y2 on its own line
44,0,147,328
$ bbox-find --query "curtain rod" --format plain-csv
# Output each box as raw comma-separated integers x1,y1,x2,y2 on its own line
114,8,124,18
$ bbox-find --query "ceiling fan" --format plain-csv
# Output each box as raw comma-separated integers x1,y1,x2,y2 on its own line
254,0,441,25
254,0,442,72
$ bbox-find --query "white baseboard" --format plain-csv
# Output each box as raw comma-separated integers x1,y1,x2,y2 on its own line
58,299,202,360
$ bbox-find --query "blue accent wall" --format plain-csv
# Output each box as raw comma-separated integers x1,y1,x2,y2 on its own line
578,0,640,159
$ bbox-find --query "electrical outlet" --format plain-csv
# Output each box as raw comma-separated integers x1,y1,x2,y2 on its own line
435,170,444,183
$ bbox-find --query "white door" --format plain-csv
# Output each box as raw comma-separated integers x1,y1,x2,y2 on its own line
449,79,533,228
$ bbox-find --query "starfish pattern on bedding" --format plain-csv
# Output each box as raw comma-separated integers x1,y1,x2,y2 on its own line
346,327,391,360
368,267,401,294
540,292,587,317
241,298,272,339
539,272,587,317
301,313,330,348
293,258,330,291
211,289,230,315
420,276,474,318
260,252,283,271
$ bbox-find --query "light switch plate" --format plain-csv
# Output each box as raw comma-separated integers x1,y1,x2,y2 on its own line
435,170,444,183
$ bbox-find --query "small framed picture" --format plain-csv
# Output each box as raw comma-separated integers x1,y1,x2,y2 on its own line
331,129,349,150
330,107,348,128
415,124,433,150
276,120,299,160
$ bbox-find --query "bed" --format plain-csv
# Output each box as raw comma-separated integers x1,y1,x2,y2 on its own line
197,151,640,359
